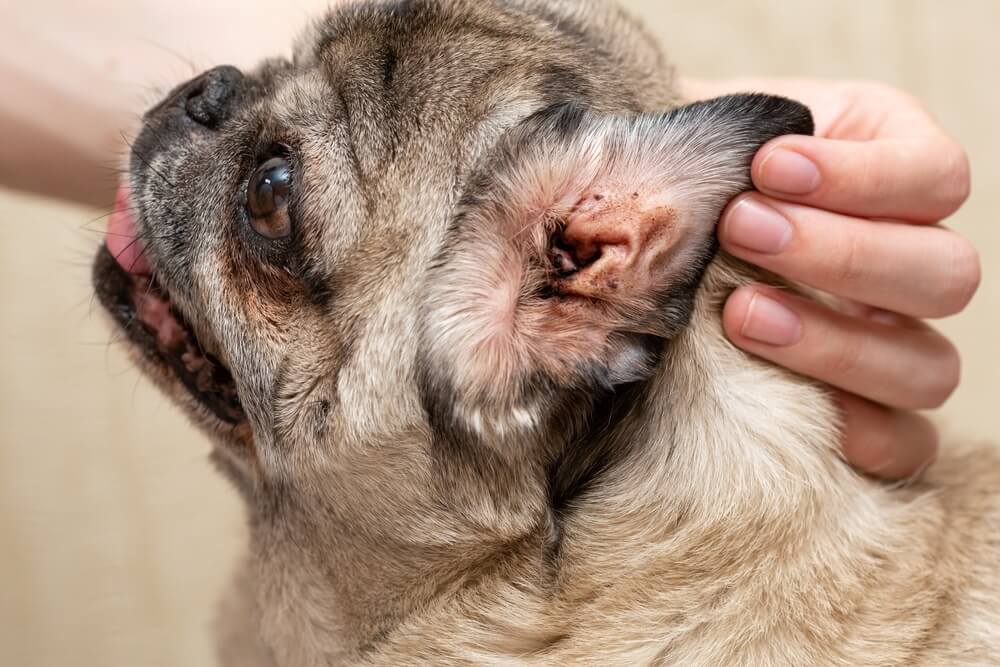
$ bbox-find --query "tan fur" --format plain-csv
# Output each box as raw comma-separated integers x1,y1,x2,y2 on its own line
360,259,1000,666
93,1,1000,665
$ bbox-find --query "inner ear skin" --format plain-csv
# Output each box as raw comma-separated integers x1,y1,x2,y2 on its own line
546,187,682,303
419,94,814,452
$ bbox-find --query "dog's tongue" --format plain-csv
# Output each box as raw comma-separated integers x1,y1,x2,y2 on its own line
106,187,152,275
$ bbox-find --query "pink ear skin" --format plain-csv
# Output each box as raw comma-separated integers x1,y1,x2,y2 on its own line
552,186,679,302
518,180,686,391
418,170,689,433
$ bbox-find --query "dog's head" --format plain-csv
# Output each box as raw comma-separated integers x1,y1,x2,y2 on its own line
93,0,811,576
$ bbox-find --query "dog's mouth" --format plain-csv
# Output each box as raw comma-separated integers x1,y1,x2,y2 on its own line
92,189,246,426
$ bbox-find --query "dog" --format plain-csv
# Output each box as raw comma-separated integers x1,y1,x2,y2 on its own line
92,0,1000,664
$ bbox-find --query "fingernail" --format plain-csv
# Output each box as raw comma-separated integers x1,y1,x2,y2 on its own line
741,292,803,346
758,149,821,195
723,198,793,254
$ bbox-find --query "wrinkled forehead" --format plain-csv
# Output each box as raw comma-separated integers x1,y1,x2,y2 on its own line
230,59,459,334
245,16,548,271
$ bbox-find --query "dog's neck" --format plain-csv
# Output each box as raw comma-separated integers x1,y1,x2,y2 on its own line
250,258,937,664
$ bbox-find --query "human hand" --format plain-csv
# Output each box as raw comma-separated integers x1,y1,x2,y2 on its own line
684,78,980,479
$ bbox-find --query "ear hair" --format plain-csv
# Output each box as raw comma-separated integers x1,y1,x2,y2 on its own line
419,94,814,443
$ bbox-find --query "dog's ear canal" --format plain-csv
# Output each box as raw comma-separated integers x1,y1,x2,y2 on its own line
420,94,813,437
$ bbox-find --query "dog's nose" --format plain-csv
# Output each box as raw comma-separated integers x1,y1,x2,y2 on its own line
183,65,244,128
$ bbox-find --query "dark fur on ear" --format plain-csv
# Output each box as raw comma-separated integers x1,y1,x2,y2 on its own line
681,93,814,144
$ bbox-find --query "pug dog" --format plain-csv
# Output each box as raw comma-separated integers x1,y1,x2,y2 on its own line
92,0,1000,665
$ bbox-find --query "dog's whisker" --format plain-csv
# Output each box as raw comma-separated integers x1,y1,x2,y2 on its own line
139,38,200,76
77,208,123,230
120,131,176,188
112,236,145,265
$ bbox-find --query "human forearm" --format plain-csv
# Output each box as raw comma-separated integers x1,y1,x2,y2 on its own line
0,0,338,207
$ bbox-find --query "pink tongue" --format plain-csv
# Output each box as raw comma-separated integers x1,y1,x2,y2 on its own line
106,187,152,275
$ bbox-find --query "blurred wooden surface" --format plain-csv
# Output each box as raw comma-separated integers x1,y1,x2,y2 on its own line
2,1,998,664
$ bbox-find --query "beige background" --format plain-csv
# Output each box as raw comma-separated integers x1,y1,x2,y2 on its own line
2,1,998,665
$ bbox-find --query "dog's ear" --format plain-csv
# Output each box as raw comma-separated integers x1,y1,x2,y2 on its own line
420,94,813,437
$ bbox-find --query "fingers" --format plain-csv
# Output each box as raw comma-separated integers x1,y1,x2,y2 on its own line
722,285,961,411
685,79,972,223
836,392,939,480
718,194,982,318
695,78,965,481
751,134,971,223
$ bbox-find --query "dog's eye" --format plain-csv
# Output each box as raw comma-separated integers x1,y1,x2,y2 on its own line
246,157,292,239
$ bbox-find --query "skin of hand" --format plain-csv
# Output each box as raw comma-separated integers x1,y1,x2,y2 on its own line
683,77,980,479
